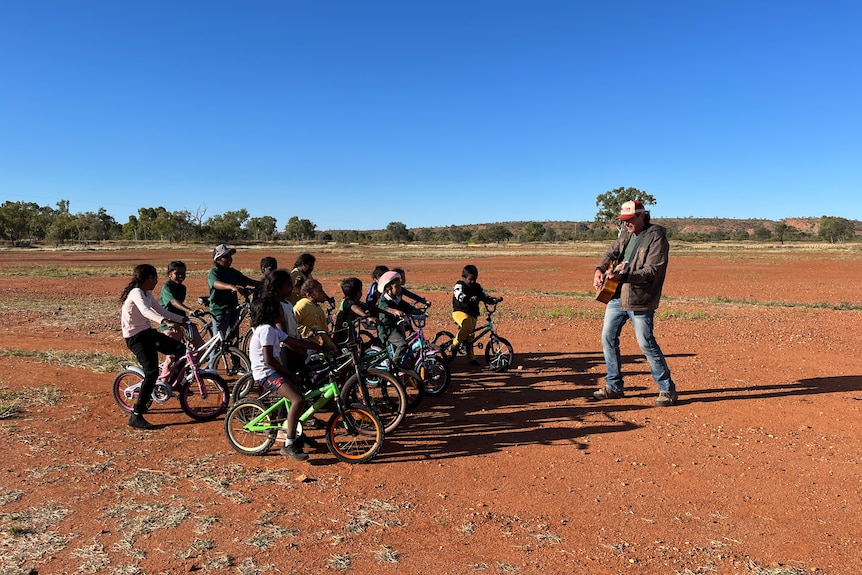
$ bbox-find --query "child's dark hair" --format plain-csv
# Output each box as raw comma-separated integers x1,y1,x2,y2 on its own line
260,256,278,274
120,264,157,303
300,278,322,298
294,253,316,268
261,269,291,300
167,260,186,275
341,277,362,299
371,265,389,280
250,295,281,328
462,264,479,279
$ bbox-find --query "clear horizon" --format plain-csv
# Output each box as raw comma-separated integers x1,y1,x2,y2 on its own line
2,2,859,229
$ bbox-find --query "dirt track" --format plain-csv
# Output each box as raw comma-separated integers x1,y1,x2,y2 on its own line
1,244,861,574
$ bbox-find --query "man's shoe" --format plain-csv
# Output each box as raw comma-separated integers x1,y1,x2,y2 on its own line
128,413,155,430
592,386,625,401
656,391,678,407
280,443,309,461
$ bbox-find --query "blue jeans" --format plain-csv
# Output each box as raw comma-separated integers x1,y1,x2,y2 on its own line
601,297,674,393
209,309,239,364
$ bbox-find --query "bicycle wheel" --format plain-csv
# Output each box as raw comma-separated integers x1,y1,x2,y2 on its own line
485,335,514,372
179,372,229,421
190,315,213,341
207,346,251,387
230,372,257,404
399,369,425,412
112,369,142,413
325,403,385,464
340,369,407,434
224,398,276,455
416,355,451,396
432,331,456,362
239,327,253,357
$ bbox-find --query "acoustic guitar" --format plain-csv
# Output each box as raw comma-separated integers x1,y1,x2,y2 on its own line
595,262,628,304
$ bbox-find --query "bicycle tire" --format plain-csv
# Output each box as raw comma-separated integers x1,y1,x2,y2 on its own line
340,369,407,434
399,369,425,412
416,355,451,396
325,403,385,464
112,369,143,413
179,372,229,421
224,398,276,455
432,331,456,362
207,346,251,387
239,326,253,357
485,335,514,372
230,372,257,404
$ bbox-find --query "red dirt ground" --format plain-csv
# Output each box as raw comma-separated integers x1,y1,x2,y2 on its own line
1,245,861,574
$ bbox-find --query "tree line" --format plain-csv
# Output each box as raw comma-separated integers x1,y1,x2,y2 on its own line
1,188,858,247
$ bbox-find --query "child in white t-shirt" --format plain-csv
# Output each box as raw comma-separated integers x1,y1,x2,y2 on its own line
249,294,309,461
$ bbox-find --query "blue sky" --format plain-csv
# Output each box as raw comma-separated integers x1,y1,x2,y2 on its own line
1,1,860,230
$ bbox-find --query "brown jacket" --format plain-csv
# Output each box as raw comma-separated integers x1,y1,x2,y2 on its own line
597,223,669,311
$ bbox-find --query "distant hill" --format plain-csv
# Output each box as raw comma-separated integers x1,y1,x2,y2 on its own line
411,217,833,235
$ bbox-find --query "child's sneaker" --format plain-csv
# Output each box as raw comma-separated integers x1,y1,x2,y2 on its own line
280,443,309,461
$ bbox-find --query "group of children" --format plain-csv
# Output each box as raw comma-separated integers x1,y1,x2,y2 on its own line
119,244,501,460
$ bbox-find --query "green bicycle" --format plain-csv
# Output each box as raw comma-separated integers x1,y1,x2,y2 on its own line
224,354,386,464
432,298,514,372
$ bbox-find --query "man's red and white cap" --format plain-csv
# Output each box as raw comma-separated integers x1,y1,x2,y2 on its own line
619,200,646,221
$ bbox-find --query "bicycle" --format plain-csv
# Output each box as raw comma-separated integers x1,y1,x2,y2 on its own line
432,298,514,372
224,358,386,464
195,294,252,388
360,303,450,408
112,324,230,421
232,321,409,435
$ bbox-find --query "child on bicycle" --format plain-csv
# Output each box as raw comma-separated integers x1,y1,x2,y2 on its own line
392,267,430,307
208,244,261,361
159,260,204,350
293,279,337,351
376,271,419,369
252,256,278,300
121,264,189,430
365,265,389,308
261,269,324,378
451,264,501,366
248,294,309,461
333,277,378,348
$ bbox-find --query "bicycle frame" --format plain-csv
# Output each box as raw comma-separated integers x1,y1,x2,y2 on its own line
459,304,499,350
241,376,359,435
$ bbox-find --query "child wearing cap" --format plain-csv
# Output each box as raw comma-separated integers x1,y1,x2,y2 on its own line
207,244,261,352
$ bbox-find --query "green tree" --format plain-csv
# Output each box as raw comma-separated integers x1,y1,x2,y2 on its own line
595,186,657,224
45,200,74,246
0,201,50,245
385,221,411,243
753,226,772,242
446,225,472,244
773,221,790,244
284,216,317,241
206,209,250,242
818,216,855,243
247,216,277,241
474,224,512,243
520,222,546,242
